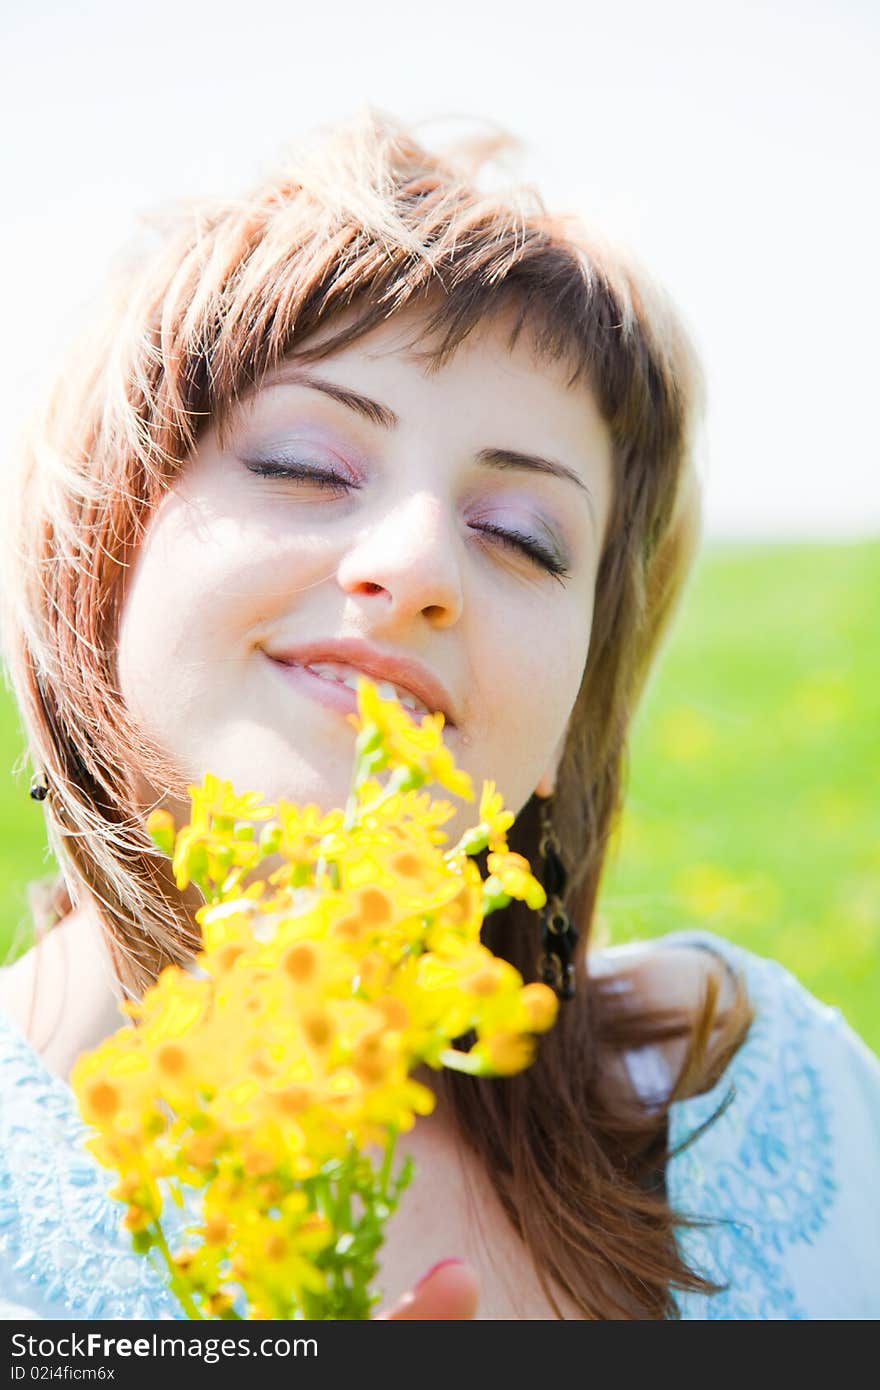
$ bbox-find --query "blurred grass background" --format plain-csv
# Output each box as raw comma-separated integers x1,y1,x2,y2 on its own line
0,539,877,1051
597,538,879,1052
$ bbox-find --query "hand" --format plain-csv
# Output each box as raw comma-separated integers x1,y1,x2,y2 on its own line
378,1259,480,1320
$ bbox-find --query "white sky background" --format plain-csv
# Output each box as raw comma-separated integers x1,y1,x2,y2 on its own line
1,0,877,540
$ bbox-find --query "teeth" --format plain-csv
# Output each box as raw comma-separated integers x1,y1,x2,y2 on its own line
306,661,351,682
303,662,430,718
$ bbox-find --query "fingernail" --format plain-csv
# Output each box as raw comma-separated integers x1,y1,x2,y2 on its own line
414,1258,464,1293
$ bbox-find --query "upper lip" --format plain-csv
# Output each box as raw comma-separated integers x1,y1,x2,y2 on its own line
262,637,459,726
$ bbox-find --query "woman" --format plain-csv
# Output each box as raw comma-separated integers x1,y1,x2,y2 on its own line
1,109,877,1320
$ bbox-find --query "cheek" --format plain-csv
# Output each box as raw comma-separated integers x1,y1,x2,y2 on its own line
480,582,591,710
468,588,592,798
119,495,325,663
116,501,249,725
116,491,344,753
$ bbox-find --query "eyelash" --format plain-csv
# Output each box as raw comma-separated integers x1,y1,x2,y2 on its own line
473,522,570,580
244,459,571,580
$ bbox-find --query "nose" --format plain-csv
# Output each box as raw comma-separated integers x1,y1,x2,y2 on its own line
336,491,464,630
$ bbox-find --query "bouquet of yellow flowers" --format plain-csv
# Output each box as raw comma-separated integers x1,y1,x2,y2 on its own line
71,677,558,1319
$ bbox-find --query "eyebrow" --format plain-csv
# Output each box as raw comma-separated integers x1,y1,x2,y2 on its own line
265,367,399,429
473,448,596,529
262,366,597,530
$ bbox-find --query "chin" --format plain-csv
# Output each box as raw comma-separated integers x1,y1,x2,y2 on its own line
240,764,355,814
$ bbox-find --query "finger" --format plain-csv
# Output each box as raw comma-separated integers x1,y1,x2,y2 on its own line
379,1259,480,1320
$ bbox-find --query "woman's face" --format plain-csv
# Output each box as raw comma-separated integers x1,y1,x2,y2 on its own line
117,302,613,845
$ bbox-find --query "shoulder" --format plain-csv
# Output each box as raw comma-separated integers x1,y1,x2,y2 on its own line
590,931,744,1105
657,929,880,1108
591,933,741,1015
651,932,880,1319
0,908,125,1085
0,942,182,1320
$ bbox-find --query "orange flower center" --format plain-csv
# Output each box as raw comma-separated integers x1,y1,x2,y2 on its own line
157,1044,187,1076
302,1010,334,1049
392,852,421,878
359,887,392,924
87,1081,119,1120
264,1233,288,1262
283,942,318,983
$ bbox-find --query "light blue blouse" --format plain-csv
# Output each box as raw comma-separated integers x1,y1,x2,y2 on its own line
1,929,878,1320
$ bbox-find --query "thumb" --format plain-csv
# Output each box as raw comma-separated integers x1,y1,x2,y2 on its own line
379,1259,480,1320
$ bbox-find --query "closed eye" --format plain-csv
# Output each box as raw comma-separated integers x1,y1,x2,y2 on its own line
243,459,355,492
473,522,571,581
243,459,570,580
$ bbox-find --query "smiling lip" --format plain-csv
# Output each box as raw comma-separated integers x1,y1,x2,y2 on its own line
260,638,458,727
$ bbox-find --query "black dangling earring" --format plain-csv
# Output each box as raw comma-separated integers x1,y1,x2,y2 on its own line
29,770,50,802
537,798,578,1001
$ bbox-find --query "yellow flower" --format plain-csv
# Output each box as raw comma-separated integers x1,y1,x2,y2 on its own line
192,1186,332,1315
423,743,474,802
455,779,515,855
356,783,457,846
266,802,347,888
332,841,467,943
162,774,276,893
478,1031,537,1075
478,780,515,851
186,772,275,833
349,678,475,802
71,1039,156,1137
129,967,210,1046
76,688,557,1320
519,982,559,1033
486,851,547,911
146,809,176,857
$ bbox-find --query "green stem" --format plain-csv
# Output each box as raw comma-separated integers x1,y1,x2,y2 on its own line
379,1126,398,1198
347,772,411,832
343,790,360,833
151,1220,204,1320
438,1047,485,1075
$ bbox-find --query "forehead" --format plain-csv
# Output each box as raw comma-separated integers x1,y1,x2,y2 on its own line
292,293,579,371
258,297,594,421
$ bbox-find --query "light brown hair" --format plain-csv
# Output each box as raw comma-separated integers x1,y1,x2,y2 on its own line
0,108,752,1318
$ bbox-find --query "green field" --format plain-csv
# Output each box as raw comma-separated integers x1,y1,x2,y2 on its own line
597,538,879,1052
1,539,877,1050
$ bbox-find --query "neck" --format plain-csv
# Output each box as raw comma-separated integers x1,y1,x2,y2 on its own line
0,902,125,1086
